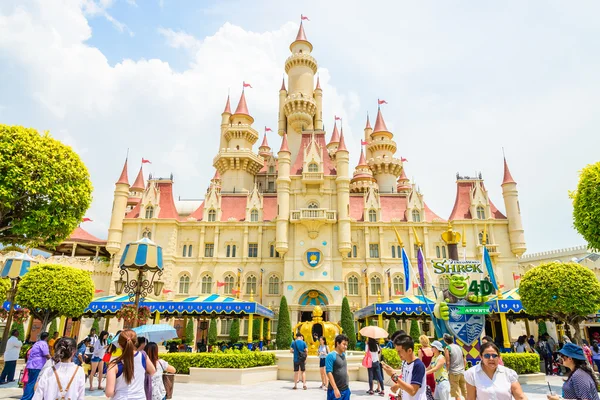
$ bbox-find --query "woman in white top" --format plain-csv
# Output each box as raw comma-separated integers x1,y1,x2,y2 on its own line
366,337,385,396
146,342,176,400
32,337,85,400
317,336,329,390
89,330,109,391
465,342,526,400
105,329,156,400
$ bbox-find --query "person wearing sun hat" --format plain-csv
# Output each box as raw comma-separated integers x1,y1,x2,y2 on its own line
426,341,450,400
547,342,600,400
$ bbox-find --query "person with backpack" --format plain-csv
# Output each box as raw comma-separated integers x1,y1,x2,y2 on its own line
31,337,86,400
290,332,308,390
536,335,553,375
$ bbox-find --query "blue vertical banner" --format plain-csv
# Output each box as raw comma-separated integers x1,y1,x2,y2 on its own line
401,247,411,292
482,246,499,290
417,248,425,289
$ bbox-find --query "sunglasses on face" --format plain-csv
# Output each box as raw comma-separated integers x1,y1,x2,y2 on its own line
483,353,499,359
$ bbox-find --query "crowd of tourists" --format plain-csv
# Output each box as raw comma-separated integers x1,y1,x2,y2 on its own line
0,327,176,400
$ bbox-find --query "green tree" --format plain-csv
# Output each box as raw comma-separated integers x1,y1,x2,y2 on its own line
15,264,94,330
0,277,10,301
184,319,194,345
276,296,292,350
538,320,548,337
341,297,356,350
520,261,600,344
253,318,260,341
571,162,600,250
48,318,58,337
0,125,93,247
263,318,269,339
0,245,24,254
91,318,100,334
10,321,24,342
410,319,421,341
387,318,397,338
230,319,240,343
208,319,217,346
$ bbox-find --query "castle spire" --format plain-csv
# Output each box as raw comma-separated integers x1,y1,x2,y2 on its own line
357,147,367,166
329,121,340,144
131,165,145,191
234,90,250,116
337,129,348,152
290,21,313,52
280,77,286,91
315,76,321,90
116,158,129,185
260,133,269,148
279,133,290,153
296,21,308,42
373,107,388,133
223,94,231,114
502,156,516,185
365,113,372,130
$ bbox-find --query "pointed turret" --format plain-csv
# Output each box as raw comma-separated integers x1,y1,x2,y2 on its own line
502,157,516,185
365,114,372,130
260,134,269,148
397,167,411,193
231,89,254,125
280,78,287,92
329,122,340,144
116,159,129,185
373,108,389,133
279,133,290,153
259,133,271,158
337,129,348,153
501,155,526,256
290,22,313,52
223,94,232,115
351,146,377,193
234,90,250,116
315,76,322,91
357,148,368,166
131,166,145,191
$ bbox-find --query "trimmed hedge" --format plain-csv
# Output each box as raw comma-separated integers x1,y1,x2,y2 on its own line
382,345,421,369
159,348,276,374
502,353,540,374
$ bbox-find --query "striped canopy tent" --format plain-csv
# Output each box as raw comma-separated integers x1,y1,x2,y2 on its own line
354,295,437,320
84,293,275,319
487,288,525,314
1,252,37,279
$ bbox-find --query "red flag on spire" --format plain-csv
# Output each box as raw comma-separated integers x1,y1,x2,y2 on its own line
82,217,93,222
395,290,402,295
231,289,241,295
378,99,388,105
142,158,152,164
265,127,273,132
216,281,226,288
94,289,104,294
401,157,408,162
301,14,310,21
162,289,174,294
361,140,368,146
334,115,342,121
243,81,253,88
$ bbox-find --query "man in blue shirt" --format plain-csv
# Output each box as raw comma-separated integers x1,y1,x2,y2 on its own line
290,332,308,390
326,334,350,400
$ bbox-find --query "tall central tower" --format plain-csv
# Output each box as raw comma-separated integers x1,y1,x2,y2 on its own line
281,22,320,165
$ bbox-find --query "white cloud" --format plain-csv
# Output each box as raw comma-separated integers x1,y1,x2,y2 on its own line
158,27,201,51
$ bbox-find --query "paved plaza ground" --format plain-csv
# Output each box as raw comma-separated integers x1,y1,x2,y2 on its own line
0,375,564,400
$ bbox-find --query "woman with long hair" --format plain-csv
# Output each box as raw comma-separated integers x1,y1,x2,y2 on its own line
105,329,156,400
366,337,385,396
317,336,329,390
146,342,176,400
591,340,600,372
418,334,436,394
465,342,526,400
547,343,600,400
32,337,85,400
89,330,109,391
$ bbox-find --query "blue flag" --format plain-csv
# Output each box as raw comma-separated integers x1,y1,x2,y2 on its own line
401,247,411,292
483,246,498,290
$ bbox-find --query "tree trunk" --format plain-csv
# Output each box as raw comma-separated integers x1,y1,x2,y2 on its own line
571,320,583,345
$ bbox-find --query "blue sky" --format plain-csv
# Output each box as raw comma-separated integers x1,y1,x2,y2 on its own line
1,0,599,254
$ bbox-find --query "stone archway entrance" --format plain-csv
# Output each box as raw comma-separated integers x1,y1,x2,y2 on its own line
298,290,329,322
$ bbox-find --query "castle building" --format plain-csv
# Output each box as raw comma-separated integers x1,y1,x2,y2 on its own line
104,22,527,330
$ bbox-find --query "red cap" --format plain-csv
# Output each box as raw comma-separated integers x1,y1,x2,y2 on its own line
223,94,231,114
315,76,322,90
337,130,348,152
373,108,388,133
365,113,372,130
260,134,269,148
357,148,367,166
234,90,250,116
329,122,340,144
131,166,145,191
279,133,290,153
502,157,516,185
296,22,308,42
116,159,129,185
280,77,286,91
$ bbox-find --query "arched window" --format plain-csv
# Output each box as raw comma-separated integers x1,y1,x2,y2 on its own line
412,209,421,222
439,276,450,291
391,246,396,258
441,246,447,258
368,209,377,222
145,206,154,219
476,206,486,220
224,275,235,294
226,245,231,257
370,276,382,296
308,162,318,172
188,245,192,257
347,276,359,296
268,166,275,174
479,232,485,244
352,245,357,258
182,245,187,257
232,245,236,257
246,275,257,295
397,246,401,258
250,209,259,222
393,276,404,295
208,209,216,222
179,275,190,294
201,275,212,294
436,246,440,258
307,201,319,209
268,276,280,295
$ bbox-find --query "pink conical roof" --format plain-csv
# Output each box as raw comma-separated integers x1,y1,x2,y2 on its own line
260,133,270,148
502,157,516,184
279,133,290,153
131,166,145,191
280,77,286,91
213,170,221,180
398,167,409,182
315,76,321,90
329,122,340,144
223,94,231,114
234,90,250,116
116,159,129,185
373,108,389,133
365,113,372,130
357,148,367,166
337,130,348,152
296,22,308,42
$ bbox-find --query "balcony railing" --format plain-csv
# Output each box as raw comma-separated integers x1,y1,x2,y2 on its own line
290,208,337,222
302,171,324,183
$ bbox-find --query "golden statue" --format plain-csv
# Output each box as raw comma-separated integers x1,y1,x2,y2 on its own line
293,305,343,355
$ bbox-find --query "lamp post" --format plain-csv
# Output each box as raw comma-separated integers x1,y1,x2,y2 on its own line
0,253,37,355
113,238,164,328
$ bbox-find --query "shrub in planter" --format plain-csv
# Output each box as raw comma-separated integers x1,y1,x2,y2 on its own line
276,296,292,350
382,344,421,369
158,347,276,374
502,353,540,374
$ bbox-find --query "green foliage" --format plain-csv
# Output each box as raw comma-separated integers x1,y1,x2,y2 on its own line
159,347,276,374
410,319,421,341
341,297,356,350
538,320,548,336
208,319,218,346
165,339,182,348
571,162,600,251
20,343,32,359
263,318,269,338
0,245,24,254
0,278,10,301
184,319,194,345
10,321,25,342
0,124,93,247
276,296,292,350
91,318,100,333
387,318,397,338
382,344,422,369
502,353,540,374
252,318,260,341
229,319,240,343
15,264,94,330
48,318,58,337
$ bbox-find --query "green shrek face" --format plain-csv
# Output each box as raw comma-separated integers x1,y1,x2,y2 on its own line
448,274,469,298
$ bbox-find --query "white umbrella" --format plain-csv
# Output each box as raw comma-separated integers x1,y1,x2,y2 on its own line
113,324,177,343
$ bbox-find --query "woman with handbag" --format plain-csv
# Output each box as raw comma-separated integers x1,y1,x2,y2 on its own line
146,342,176,400
365,337,385,396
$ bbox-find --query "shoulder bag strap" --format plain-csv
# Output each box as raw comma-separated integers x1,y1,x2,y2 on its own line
52,366,64,394
64,366,81,392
